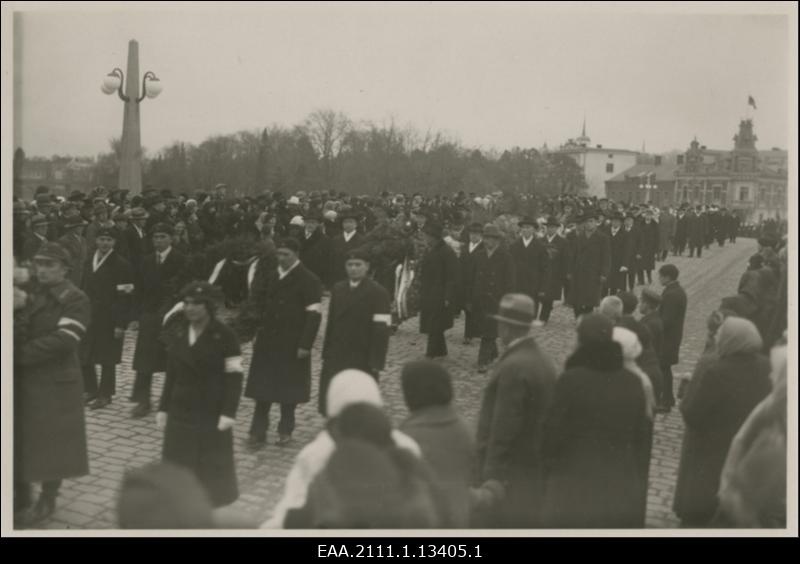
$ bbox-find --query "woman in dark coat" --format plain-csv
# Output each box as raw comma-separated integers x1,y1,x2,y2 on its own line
673,317,771,527
418,224,460,358
542,314,650,528
158,281,244,508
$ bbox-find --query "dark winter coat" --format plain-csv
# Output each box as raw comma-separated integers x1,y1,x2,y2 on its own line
617,315,663,403
469,246,516,339
608,228,634,292
539,234,568,302
419,240,459,335
57,231,88,288
568,230,611,309
22,232,49,263
509,237,548,300
659,281,688,366
243,263,323,404
635,220,659,271
658,213,676,253
673,352,771,523
132,248,189,374
400,405,476,528
674,214,689,247
459,240,484,338
475,336,557,527
80,250,134,367
159,317,244,507
686,213,705,246
301,228,333,289
14,279,91,483
320,278,391,414
542,340,650,528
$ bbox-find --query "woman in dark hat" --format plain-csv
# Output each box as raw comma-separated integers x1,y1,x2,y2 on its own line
542,313,650,528
157,281,244,508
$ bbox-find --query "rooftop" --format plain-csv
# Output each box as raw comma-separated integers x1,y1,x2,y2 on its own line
607,163,681,183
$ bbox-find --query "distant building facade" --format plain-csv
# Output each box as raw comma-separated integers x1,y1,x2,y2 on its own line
14,155,97,200
552,120,640,198
605,119,787,221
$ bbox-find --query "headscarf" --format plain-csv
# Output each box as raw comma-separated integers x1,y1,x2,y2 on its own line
716,317,763,358
613,327,655,419
326,369,383,419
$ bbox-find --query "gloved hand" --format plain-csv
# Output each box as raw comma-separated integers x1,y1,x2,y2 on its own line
156,411,168,430
218,416,236,432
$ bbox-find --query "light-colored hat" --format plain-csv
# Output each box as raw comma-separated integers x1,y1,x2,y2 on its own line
491,293,537,327
326,369,383,418
287,196,301,205
289,215,305,226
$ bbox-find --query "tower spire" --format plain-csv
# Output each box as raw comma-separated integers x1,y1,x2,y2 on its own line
581,114,586,137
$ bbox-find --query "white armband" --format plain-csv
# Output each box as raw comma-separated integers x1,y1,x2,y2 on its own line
305,303,322,313
225,355,244,373
372,313,392,326
58,317,87,332
116,283,135,293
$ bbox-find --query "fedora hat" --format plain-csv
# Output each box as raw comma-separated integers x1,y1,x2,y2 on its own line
63,216,88,229
482,224,503,239
545,216,561,227
491,293,537,327
517,216,536,228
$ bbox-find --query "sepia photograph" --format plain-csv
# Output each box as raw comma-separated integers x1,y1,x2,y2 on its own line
2,1,796,539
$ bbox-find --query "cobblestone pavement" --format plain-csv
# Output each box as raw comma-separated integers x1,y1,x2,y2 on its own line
27,239,758,531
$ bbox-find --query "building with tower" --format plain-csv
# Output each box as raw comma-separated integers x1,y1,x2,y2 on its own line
552,118,640,198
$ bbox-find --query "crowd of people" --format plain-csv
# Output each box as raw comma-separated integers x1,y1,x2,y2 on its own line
12,182,788,529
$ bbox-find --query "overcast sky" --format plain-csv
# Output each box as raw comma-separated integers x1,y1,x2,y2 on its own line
11,2,793,158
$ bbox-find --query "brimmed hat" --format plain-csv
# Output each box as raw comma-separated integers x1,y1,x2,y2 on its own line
339,209,360,222
467,221,484,233
150,222,174,237
33,242,72,267
482,224,503,239
610,211,625,222
31,213,50,227
287,196,301,206
129,207,149,220
545,216,561,227
35,194,52,205
63,216,88,229
491,293,537,327
517,216,536,228
95,226,117,239
345,248,371,263
276,237,301,254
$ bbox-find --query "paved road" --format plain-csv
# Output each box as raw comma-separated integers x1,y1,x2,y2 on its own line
29,238,758,530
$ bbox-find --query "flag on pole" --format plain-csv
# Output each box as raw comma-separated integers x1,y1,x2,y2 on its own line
748,95,757,109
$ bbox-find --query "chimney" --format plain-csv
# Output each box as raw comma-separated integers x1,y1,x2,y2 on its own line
654,155,662,166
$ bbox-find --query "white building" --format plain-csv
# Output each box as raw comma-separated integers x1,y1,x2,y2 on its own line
552,121,639,198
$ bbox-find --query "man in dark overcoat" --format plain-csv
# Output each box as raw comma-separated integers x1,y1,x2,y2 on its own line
537,216,568,324
673,206,689,256
468,224,516,373
80,227,135,409
621,213,640,290
130,222,188,418
473,294,557,527
329,210,365,286
606,212,632,295
687,207,706,258
567,212,611,318
319,249,392,415
635,209,659,285
57,216,89,288
657,264,687,413
459,222,484,343
242,237,323,447
14,242,91,527
300,212,333,290
509,217,548,319
417,223,460,359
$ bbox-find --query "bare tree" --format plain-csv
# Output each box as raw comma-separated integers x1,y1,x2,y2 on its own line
302,109,352,185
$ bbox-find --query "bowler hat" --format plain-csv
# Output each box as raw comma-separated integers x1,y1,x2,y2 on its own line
129,207,149,220
468,221,484,233
345,248,371,263
491,293,537,327
610,211,624,222
517,216,536,228
33,242,72,267
276,237,301,254
482,224,503,239
545,216,561,227
150,222,174,237
339,209,360,222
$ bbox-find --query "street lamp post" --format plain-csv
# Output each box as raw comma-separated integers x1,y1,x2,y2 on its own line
101,39,162,195
638,172,656,204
